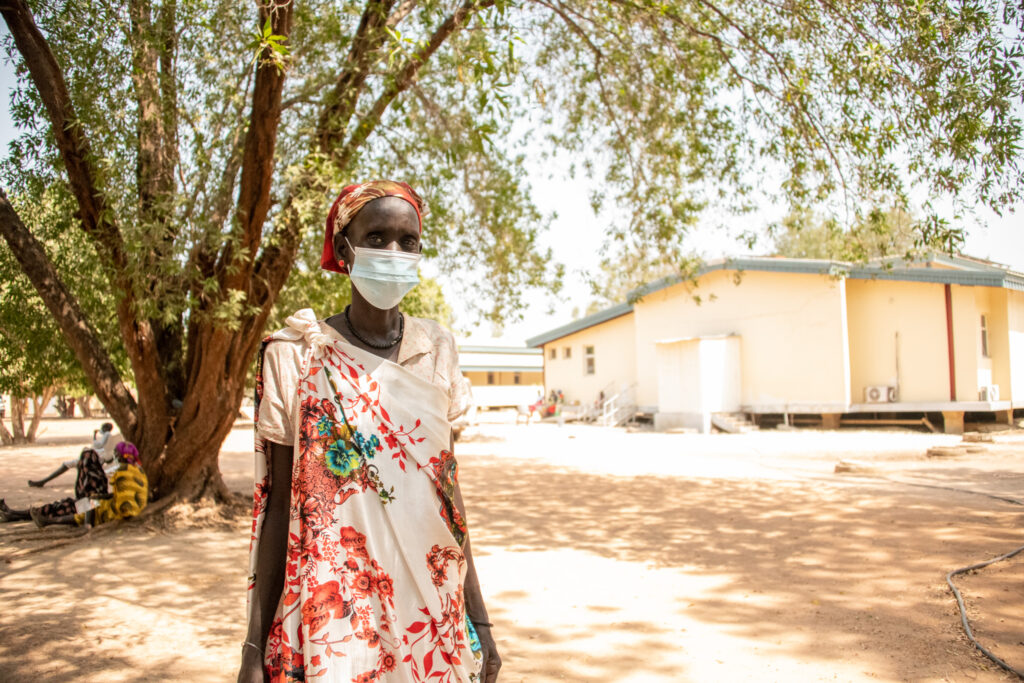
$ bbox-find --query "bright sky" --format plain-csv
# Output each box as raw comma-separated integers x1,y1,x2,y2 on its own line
1,52,1019,346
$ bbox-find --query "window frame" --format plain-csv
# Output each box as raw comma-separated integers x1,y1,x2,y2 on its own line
584,345,595,375
980,314,990,358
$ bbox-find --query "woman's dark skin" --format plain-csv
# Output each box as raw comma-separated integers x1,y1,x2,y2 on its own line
238,197,501,683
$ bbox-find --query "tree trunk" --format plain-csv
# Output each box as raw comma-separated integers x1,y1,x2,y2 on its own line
10,397,27,443
78,394,94,419
0,414,13,446
26,386,55,442
146,379,247,502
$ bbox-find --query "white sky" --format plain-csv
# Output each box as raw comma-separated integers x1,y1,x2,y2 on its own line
1,51,1019,347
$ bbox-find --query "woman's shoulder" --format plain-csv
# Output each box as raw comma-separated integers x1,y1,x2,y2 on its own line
261,309,323,357
404,315,458,352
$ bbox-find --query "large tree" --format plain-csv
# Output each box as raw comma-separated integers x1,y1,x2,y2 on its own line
0,0,1020,502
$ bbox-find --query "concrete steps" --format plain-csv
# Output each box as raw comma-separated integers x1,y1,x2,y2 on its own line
711,412,757,434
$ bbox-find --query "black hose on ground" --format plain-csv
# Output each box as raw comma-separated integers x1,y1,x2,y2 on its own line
827,470,1024,678
945,543,1024,680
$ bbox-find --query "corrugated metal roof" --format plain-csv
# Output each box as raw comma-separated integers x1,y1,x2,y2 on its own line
529,254,1024,345
460,365,545,373
457,345,541,355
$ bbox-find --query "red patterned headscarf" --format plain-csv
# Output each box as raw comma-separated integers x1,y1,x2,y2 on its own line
320,180,424,274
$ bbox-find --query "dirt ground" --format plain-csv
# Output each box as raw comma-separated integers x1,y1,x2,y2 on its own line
1,416,1022,682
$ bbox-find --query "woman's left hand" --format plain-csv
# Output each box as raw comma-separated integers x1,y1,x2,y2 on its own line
476,624,501,682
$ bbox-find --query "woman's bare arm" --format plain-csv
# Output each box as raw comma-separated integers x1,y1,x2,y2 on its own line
238,441,293,683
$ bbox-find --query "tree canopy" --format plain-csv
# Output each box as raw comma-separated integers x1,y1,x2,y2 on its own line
0,0,1020,501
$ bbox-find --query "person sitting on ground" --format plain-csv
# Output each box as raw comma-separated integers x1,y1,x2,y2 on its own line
84,441,148,526
1,447,109,526
28,422,117,488
0,442,147,528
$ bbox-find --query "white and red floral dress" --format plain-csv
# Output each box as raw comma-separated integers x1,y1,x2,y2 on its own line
248,309,481,683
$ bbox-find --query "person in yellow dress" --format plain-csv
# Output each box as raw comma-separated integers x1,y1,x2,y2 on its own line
80,441,148,526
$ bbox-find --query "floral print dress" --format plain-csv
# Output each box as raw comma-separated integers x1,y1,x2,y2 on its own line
248,309,481,683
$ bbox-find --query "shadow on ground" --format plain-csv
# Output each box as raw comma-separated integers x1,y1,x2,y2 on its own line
457,452,1024,682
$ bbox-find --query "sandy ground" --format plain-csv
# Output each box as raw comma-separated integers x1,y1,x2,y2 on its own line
1,416,1022,682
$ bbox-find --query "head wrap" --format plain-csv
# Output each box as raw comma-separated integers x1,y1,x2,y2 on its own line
115,441,142,468
320,180,424,274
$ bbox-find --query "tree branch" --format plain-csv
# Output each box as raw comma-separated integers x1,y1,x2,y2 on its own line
0,0,128,274
0,0,172,445
0,189,138,434
316,0,398,156
218,0,295,293
334,0,498,171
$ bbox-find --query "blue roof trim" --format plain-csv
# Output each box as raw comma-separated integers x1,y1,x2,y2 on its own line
525,301,634,347
458,345,541,355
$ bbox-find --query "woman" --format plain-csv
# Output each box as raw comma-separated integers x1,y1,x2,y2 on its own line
0,447,108,526
238,181,500,683
83,441,148,526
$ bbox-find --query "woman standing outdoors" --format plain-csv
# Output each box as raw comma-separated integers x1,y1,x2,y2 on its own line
238,181,500,683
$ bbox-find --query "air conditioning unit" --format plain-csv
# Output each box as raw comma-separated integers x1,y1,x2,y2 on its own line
865,385,897,403
979,385,1000,401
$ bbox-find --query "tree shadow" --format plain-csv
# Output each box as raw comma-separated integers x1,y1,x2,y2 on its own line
458,454,1023,682
0,524,250,682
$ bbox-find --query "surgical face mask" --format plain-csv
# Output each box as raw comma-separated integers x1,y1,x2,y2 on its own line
346,238,421,310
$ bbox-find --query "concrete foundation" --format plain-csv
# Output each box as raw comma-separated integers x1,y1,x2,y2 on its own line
821,413,842,430
995,409,1014,425
941,410,964,434
654,411,710,433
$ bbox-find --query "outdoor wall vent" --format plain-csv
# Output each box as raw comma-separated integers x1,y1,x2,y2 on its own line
865,385,897,403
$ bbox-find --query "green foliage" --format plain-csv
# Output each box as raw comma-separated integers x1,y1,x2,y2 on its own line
529,0,1023,257
771,207,926,261
586,249,703,313
5,0,1020,333
1,0,1021,440
0,183,127,396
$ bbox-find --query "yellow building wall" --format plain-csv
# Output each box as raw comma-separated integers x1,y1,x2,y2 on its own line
969,287,1010,400
1005,290,1024,404
950,284,981,401
540,312,636,405
632,270,850,411
463,370,543,387
846,279,951,402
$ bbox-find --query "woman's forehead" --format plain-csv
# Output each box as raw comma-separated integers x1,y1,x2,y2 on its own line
348,196,420,231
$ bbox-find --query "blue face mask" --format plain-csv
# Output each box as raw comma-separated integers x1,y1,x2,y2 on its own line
346,238,421,310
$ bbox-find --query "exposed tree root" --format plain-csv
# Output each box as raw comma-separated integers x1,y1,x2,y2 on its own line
1,489,251,563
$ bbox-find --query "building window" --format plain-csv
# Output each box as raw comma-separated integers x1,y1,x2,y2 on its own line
584,345,595,375
563,347,571,359
487,372,495,385
549,348,556,360
981,315,990,358
514,372,521,385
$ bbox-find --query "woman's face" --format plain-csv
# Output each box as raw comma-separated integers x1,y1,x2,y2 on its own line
334,196,421,266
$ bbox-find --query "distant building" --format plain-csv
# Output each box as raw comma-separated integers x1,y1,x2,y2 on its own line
526,254,1024,433
457,344,543,409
